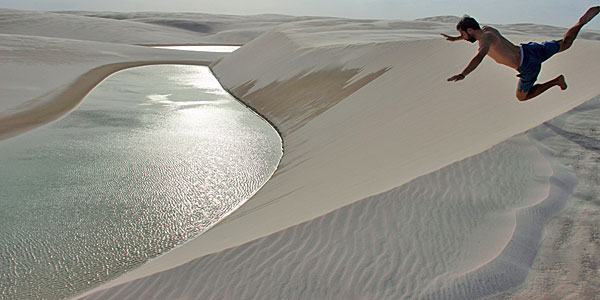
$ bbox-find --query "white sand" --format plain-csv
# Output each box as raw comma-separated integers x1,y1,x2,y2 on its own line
1,8,599,299
78,132,579,299
491,96,600,299
0,9,321,44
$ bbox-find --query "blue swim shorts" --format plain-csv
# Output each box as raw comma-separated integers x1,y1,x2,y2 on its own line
517,40,561,92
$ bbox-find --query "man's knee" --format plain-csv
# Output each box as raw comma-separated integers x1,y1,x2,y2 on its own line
558,39,572,52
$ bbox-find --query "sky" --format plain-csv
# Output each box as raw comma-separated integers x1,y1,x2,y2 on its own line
2,0,600,29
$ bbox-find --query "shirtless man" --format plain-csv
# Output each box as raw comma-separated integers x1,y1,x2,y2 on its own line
443,6,600,101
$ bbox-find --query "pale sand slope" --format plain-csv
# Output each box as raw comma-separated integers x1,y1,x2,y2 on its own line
78,19,600,299
80,129,574,299
77,97,599,300
492,96,600,299
0,9,204,44
0,8,320,45
61,11,328,44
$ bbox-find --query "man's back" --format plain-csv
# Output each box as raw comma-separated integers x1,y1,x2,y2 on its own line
480,26,521,70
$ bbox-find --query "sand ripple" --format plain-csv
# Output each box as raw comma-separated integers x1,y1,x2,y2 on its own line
82,130,574,299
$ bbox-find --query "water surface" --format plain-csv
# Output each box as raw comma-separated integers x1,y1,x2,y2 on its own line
0,64,281,299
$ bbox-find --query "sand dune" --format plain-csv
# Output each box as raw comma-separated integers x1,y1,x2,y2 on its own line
1,8,599,299
0,8,318,44
79,17,600,299
494,96,600,299
79,131,580,299
203,27,599,255
0,9,202,44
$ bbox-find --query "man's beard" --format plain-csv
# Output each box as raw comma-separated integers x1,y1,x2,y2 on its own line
467,33,476,43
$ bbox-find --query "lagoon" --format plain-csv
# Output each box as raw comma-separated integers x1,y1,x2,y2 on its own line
0,63,281,299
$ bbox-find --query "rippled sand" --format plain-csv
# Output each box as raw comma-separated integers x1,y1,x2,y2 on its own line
80,110,580,299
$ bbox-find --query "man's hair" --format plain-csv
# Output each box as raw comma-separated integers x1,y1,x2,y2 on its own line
456,15,480,31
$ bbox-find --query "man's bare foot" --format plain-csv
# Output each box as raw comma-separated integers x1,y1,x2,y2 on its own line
579,6,600,25
556,75,568,90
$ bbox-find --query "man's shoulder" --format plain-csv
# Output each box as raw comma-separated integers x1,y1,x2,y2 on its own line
482,25,499,33
481,27,502,41
480,31,496,41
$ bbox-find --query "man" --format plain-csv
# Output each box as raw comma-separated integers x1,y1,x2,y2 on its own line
443,6,599,101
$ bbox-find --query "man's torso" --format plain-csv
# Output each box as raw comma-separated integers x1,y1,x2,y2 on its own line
481,26,521,70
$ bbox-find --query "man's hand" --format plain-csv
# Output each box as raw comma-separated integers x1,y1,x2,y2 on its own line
441,33,462,42
447,74,465,82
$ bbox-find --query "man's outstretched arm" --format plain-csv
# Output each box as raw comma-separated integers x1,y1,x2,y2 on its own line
447,35,491,82
441,34,463,41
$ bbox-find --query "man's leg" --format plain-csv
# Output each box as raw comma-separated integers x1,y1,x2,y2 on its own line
559,6,600,52
516,75,567,102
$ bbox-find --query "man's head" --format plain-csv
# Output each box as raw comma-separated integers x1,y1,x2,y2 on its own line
456,15,480,43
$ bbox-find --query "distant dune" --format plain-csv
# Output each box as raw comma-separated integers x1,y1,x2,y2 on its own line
1,8,599,300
